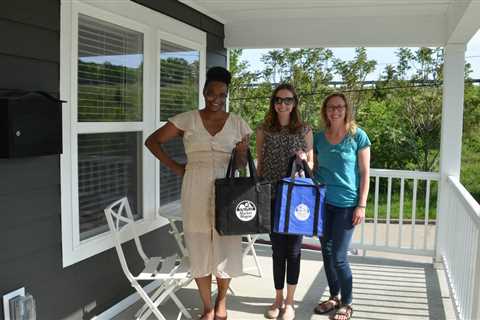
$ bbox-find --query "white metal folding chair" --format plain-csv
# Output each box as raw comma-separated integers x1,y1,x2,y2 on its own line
242,235,263,277
104,197,192,320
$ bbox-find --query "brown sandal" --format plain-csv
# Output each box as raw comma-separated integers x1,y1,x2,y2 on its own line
313,296,340,314
333,304,353,320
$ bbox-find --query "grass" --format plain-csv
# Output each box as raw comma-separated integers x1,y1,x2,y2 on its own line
460,139,480,203
364,180,438,222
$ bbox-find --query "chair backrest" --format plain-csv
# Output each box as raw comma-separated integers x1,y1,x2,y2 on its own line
104,197,148,281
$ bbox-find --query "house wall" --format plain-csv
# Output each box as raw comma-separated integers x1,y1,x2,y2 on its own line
0,1,225,319
132,0,227,67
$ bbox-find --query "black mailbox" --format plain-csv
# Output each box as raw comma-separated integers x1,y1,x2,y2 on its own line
0,91,64,158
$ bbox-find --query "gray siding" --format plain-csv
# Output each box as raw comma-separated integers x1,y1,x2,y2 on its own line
0,1,225,319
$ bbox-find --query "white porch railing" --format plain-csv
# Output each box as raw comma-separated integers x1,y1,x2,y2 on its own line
439,176,480,320
351,169,440,256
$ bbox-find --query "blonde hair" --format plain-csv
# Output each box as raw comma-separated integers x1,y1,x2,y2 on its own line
321,92,357,136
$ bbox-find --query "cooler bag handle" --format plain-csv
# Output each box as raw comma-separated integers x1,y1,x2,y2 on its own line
287,155,314,179
283,155,323,236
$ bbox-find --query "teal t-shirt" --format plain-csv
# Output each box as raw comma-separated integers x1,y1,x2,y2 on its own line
313,128,371,208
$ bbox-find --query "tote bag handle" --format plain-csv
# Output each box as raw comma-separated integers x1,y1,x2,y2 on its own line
225,148,258,180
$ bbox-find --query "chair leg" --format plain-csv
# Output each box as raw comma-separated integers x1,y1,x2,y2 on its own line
169,291,192,319
133,284,168,320
251,244,263,277
135,280,169,318
242,235,263,277
212,281,235,296
139,281,182,320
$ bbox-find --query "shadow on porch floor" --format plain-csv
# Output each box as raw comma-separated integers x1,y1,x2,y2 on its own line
112,244,455,320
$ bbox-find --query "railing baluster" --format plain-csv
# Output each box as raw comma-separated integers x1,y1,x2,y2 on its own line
452,200,461,317
411,179,418,249
440,176,480,320
462,209,469,319
386,177,392,247
472,228,480,320
423,180,430,250
398,177,405,248
462,221,468,319
373,176,379,245
351,169,440,256
360,200,365,246
465,220,474,319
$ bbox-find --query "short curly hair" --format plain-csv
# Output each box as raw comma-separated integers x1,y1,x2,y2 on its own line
203,66,231,93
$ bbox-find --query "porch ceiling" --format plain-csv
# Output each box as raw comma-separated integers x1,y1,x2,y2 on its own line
179,0,480,48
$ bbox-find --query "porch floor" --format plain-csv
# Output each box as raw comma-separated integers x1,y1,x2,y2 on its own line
112,243,456,320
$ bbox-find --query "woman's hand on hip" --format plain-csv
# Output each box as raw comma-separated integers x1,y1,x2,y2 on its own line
172,162,186,176
352,206,365,226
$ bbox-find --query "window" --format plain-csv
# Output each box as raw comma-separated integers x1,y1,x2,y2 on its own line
78,132,143,240
61,0,206,266
77,14,144,240
78,14,144,122
159,41,200,207
160,41,200,120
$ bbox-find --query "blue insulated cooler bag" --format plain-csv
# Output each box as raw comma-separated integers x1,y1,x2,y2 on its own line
273,157,326,236
215,149,271,235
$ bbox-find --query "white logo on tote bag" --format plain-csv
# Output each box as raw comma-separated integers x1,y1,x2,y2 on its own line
294,203,310,221
236,200,257,221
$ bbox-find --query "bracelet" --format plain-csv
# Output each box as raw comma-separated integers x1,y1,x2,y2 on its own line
357,205,366,208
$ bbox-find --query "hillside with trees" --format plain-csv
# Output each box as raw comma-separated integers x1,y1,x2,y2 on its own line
229,48,480,211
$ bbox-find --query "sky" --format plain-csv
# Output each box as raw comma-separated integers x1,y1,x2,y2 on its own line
239,30,480,81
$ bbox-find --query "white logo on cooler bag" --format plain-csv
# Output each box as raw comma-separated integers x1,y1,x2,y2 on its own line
294,203,310,221
235,200,257,221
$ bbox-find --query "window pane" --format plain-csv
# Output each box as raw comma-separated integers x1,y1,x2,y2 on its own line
78,14,143,122
160,41,199,121
160,137,186,206
78,132,143,240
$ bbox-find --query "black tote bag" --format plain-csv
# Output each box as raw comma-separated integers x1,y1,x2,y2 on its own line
215,149,271,235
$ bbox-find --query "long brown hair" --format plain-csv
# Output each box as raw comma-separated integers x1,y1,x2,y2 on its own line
262,83,303,133
321,92,357,136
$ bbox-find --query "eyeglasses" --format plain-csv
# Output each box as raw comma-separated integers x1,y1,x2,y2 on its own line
326,105,346,112
274,96,295,106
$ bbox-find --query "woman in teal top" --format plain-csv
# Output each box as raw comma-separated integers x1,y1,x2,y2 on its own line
313,93,371,320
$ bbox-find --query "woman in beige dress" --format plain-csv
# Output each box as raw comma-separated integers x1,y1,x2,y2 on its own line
145,67,251,320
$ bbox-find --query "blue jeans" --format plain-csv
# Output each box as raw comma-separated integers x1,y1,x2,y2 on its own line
320,204,355,305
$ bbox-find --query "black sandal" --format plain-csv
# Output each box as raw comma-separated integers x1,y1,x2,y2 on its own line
333,304,353,320
313,296,340,314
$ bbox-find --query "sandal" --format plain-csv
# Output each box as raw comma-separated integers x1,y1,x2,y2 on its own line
333,304,353,320
265,304,281,319
313,296,340,314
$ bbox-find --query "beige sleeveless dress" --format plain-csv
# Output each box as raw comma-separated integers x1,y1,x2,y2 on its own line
169,110,252,278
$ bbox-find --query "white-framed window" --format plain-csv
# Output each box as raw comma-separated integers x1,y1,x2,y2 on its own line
60,0,206,267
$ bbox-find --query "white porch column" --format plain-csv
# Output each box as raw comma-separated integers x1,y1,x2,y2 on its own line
435,43,465,262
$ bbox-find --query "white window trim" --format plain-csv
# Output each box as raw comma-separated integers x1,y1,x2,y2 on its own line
155,31,206,212
60,0,206,267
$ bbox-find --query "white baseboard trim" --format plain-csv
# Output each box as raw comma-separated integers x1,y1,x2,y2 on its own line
92,281,161,320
